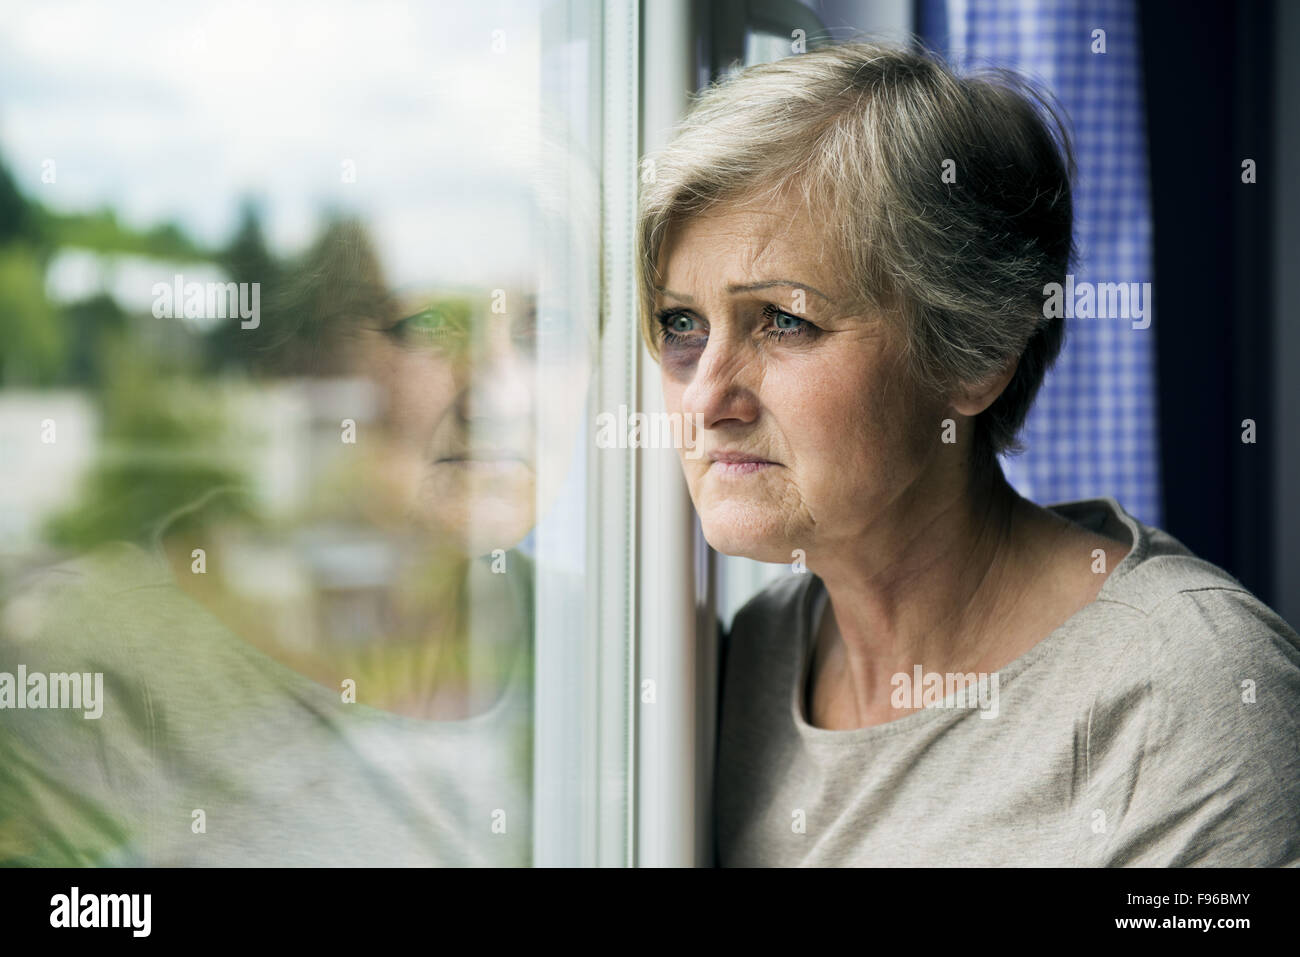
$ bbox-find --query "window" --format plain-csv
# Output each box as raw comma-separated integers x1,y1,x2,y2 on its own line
0,0,633,867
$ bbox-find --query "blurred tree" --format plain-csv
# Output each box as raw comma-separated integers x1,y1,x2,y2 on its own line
0,159,32,245
61,293,128,389
43,337,254,549
0,151,257,549
34,207,207,260
265,214,392,376
203,199,282,374
0,243,67,386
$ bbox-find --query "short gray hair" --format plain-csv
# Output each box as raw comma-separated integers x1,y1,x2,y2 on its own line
637,40,1076,468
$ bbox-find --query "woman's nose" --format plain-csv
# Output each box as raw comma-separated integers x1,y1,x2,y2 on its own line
678,334,759,429
459,320,534,424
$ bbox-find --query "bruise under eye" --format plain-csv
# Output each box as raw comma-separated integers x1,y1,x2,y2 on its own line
655,309,704,379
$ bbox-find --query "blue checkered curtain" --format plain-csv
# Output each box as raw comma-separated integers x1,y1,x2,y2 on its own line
921,0,1162,525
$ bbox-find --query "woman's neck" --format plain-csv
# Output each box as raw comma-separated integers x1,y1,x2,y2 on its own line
805,457,1036,726
806,456,1133,730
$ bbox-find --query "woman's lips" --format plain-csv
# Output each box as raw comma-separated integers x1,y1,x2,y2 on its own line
434,452,530,472
712,461,772,476
708,451,776,477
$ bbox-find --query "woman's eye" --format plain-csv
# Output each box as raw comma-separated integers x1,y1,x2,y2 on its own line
506,309,573,356
762,303,813,341
387,305,467,347
653,305,814,350
655,309,704,346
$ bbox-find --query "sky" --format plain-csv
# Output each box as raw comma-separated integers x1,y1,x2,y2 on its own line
0,0,598,291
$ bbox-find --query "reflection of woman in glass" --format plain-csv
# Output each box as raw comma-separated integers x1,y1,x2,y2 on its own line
0,175,593,866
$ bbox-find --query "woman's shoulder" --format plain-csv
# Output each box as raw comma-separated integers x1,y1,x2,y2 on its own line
1066,499,1300,720
1109,561,1300,735
1056,502,1300,864
1085,584,1300,864
1,540,174,651
1049,496,1298,649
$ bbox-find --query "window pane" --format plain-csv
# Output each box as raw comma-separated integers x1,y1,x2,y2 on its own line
0,0,620,866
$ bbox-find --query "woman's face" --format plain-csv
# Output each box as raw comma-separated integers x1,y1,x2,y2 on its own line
354,280,590,556
655,192,949,564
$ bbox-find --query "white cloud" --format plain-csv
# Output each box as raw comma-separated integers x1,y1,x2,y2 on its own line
0,0,560,279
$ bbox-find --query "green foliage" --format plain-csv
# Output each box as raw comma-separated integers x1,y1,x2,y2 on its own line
202,200,282,373
0,243,67,386
0,161,32,244
60,294,129,389
241,213,391,376
33,206,210,261
43,341,256,549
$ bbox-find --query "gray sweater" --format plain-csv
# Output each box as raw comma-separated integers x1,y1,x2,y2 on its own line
0,540,534,866
714,497,1300,866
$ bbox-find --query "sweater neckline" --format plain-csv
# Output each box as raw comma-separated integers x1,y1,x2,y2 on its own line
136,485,533,734
790,496,1147,745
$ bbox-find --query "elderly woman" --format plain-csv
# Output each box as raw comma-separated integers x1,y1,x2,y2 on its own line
638,41,1300,867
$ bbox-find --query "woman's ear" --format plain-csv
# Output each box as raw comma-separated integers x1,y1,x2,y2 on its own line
950,359,1018,417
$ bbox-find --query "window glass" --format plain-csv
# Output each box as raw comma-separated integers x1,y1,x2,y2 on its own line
0,0,614,866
